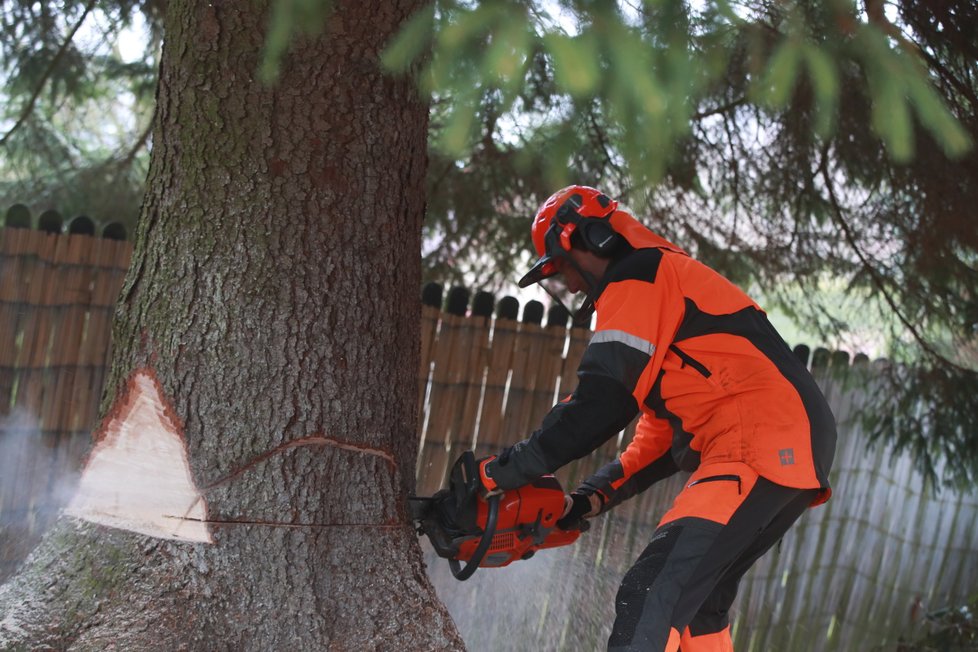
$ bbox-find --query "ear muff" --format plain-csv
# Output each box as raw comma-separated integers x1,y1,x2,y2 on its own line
579,218,622,256
554,199,622,256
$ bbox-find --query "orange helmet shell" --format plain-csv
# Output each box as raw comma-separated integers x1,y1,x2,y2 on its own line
530,185,618,257
519,186,619,288
519,185,688,289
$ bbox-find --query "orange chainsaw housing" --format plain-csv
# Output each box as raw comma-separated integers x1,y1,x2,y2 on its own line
410,452,585,579
456,476,582,567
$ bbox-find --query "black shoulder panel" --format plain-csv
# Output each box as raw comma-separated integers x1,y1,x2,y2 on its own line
606,247,664,285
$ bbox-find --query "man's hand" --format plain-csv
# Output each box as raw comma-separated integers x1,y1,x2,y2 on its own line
557,491,602,530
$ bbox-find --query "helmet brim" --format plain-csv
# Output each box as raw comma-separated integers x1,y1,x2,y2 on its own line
518,254,558,288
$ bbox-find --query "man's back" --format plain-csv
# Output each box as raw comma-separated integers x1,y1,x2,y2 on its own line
594,246,836,496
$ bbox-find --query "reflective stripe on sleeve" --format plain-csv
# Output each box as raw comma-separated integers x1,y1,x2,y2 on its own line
590,329,657,357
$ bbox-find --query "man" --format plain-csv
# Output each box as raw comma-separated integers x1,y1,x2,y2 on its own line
479,185,837,652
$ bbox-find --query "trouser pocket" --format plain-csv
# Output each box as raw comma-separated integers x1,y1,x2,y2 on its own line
687,474,741,494
660,462,760,527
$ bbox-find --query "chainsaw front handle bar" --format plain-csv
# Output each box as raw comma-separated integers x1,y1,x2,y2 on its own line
449,492,501,581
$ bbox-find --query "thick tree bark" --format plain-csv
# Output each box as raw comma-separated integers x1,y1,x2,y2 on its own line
0,0,463,649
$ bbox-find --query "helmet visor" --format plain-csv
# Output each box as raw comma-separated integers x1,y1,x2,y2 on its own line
533,263,597,329
518,254,558,288
518,221,564,288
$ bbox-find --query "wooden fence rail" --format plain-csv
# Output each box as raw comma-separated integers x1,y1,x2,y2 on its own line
1,223,977,651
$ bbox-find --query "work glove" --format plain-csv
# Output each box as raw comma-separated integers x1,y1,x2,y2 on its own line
557,491,602,531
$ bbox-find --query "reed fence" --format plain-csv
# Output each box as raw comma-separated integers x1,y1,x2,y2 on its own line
0,221,131,580
1,219,977,651
416,285,978,652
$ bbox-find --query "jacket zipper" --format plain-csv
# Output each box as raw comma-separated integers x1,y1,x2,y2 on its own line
669,344,712,378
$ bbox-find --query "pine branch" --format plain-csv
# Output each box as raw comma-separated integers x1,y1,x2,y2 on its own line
0,0,98,148
864,0,922,57
817,146,971,373
586,108,623,181
914,45,978,114
692,97,746,121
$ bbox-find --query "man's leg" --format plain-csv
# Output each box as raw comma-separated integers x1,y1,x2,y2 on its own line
608,517,725,651
680,486,816,651
607,462,818,652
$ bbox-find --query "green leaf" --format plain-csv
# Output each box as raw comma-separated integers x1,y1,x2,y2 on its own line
850,24,971,161
438,96,478,155
544,32,601,98
483,13,531,90
258,2,296,83
903,65,973,159
439,2,504,51
664,47,696,126
259,0,334,84
710,0,747,25
802,44,839,137
607,23,666,117
381,4,436,73
873,72,914,162
758,39,802,109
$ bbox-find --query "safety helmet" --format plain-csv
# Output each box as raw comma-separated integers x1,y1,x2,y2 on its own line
518,185,688,289
518,185,619,288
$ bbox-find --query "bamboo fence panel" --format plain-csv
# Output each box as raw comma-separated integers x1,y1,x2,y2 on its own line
472,300,520,461
417,293,441,425
500,304,547,442
447,292,494,455
2,225,977,652
0,225,130,580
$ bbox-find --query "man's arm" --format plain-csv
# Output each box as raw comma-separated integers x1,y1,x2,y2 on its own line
576,412,680,513
484,372,639,490
485,251,685,490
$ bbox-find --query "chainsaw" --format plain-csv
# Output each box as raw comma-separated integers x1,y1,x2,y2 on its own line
409,451,585,581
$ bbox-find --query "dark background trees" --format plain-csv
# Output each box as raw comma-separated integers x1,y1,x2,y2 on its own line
5,1,975,387
0,0,160,221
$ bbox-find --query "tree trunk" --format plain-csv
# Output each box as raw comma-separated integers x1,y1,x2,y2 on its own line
0,1,463,649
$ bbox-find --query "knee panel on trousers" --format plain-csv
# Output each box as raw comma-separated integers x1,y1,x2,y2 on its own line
608,519,723,651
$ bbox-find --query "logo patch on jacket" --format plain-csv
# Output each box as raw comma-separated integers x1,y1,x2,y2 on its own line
778,448,795,466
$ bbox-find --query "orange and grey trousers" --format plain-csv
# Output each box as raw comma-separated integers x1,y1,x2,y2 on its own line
608,462,819,652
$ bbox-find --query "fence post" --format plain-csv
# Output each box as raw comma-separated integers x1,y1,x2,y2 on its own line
4,204,30,229
37,210,62,234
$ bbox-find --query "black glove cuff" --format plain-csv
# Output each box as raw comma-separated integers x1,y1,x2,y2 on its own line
556,492,593,531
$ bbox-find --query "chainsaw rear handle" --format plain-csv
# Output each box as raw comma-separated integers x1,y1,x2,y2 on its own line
448,491,501,581
478,455,500,494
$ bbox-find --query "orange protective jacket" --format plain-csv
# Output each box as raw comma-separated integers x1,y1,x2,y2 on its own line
487,239,836,510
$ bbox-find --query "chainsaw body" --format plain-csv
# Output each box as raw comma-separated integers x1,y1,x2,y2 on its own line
410,451,583,580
